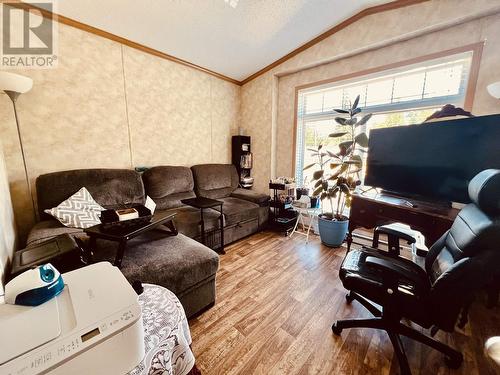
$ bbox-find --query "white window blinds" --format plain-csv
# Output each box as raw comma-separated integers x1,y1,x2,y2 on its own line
301,52,471,117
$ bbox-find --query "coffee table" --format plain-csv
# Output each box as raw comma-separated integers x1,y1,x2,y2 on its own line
181,197,225,254
84,211,177,268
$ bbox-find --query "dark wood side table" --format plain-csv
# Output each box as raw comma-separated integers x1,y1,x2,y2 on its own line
181,197,225,254
9,234,86,280
84,211,177,268
348,192,459,251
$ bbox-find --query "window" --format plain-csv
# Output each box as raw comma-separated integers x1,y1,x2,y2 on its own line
295,51,474,188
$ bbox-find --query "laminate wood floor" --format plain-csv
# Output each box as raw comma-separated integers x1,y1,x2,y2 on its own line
189,230,500,375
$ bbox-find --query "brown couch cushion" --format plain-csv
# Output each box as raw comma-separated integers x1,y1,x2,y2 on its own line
36,169,145,220
230,188,270,206
142,166,196,210
191,164,239,199
92,233,219,296
219,197,260,226
161,206,220,238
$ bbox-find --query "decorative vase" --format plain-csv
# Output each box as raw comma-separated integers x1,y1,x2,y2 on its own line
318,215,349,247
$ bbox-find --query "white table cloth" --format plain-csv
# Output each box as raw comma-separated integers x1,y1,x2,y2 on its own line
129,284,195,375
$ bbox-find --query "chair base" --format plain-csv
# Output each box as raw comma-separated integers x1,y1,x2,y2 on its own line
333,292,463,375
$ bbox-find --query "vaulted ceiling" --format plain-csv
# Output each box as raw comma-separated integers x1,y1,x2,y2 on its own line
31,0,392,82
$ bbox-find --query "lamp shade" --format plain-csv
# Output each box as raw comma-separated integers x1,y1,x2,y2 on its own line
0,71,33,94
485,336,500,365
487,81,500,99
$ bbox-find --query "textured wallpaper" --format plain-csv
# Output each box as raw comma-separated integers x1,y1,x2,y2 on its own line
240,0,500,193
123,46,239,167
240,73,275,193
0,21,240,242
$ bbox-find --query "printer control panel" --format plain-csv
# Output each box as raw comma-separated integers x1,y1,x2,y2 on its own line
2,305,140,375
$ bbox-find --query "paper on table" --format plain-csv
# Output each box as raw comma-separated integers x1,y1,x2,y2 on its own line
145,196,156,214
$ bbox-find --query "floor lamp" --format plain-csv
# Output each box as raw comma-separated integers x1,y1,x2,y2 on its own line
0,72,35,218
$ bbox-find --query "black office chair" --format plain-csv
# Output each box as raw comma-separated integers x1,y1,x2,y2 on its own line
332,169,500,375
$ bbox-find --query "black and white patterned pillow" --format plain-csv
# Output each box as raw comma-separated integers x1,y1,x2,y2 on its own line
44,187,105,228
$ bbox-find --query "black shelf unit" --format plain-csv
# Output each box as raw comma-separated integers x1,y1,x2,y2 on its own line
232,135,252,189
268,182,297,235
269,200,293,210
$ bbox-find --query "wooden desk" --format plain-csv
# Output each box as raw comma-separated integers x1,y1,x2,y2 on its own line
347,192,459,251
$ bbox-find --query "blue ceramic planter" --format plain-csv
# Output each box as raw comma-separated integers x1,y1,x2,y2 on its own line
318,215,349,247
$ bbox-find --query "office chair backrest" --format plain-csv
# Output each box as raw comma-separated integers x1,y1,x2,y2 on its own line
424,169,500,331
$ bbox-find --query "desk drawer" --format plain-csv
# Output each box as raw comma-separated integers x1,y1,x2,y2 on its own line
350,194,456,247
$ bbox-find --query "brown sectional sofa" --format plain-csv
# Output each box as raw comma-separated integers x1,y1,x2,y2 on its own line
27,164,269,317
143,164,269,244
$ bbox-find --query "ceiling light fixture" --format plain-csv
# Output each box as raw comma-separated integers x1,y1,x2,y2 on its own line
487,82,500,99
224,0,239,9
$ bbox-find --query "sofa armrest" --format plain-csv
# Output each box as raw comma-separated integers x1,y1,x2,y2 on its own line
230,188,270,206
27,220,83,247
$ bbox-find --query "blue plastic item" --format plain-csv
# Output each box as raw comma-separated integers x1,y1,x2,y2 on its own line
318,216,349,247
4,264,65,306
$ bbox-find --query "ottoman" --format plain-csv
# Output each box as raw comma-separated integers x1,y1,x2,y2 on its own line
93,232,219,318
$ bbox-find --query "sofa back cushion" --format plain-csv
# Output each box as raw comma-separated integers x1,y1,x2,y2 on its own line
191,164,239,199
36,168,145,220
142,166,196,210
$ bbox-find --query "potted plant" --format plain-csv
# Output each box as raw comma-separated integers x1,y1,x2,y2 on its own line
303,95,371,247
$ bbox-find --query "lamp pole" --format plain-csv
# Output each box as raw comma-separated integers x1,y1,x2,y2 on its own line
4,89,36,219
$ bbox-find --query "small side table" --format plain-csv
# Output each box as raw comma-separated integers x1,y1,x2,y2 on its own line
290,206,320,243
84,211,177,268
9,234,85,280
181,197,225,254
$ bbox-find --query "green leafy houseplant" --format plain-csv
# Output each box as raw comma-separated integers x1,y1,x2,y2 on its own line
303,95,372,221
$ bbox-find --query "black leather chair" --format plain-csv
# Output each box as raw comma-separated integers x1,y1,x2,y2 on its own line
332,169,500,375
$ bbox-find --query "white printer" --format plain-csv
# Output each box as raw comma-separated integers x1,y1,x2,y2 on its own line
0,262,145,375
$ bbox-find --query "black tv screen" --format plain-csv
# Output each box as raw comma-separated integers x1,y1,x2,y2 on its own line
364,114,500,203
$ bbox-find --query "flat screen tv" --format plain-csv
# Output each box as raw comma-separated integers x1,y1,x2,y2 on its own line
364,114,500,204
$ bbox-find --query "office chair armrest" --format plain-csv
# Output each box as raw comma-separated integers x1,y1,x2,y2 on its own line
374,225,416,244
365,256,423,296
416,248,429,257
365,256,410,275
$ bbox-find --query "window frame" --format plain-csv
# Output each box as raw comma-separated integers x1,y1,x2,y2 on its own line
292,42,484,185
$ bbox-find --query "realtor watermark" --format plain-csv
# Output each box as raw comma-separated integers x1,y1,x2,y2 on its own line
1,1,58,68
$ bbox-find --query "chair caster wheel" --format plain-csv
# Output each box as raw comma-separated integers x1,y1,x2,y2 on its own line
332,323,343,336
444,354,463,369
346,293,354,304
